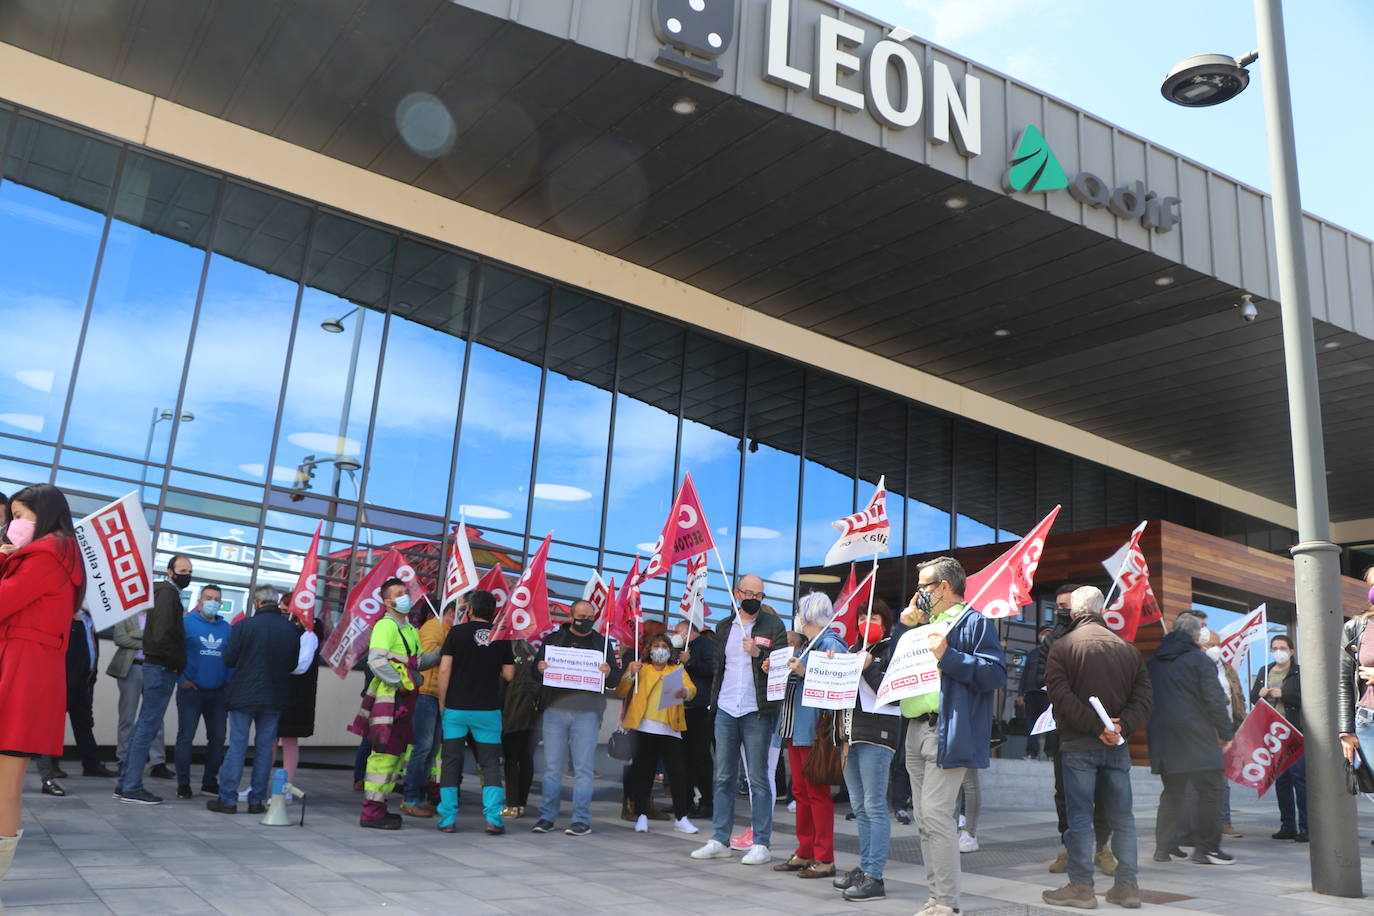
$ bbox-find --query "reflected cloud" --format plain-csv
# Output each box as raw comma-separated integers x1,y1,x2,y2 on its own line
15,369,53,392
459,504,512,520
238,463,301,484
0,413,44,433
287,431,362,455
740,526,781,540
534,483,592,502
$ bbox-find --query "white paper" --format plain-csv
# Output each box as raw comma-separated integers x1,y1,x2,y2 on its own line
766,646,793,701
542,645,605,693
875,624,942,706
1089,695,1124,745
858,675,901,716
1031,705,1057,735
656,666,685,710
801,651,864,710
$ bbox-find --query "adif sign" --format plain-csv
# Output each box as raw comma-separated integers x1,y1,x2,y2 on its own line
764,0,981,156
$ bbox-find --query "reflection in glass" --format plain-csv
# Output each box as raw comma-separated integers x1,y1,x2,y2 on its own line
679,335,746,585
740,355,801,606
997,435,1035,538
801,373,856,572
955,423,996,547
907,409,951,554
859,393,908,600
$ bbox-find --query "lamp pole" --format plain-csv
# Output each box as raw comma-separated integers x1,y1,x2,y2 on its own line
1251,0,1360,896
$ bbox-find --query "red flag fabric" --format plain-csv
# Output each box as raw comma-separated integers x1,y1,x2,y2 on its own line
829,564,874,643
679,552,708,629
474,563,513,612
964,506,1061,619
1224,701,1305,797
824,477,891,567
321,548,424,678
287,522,323,629
440,521,479,611
1101,521,1161,641
491,534,554,641
608,558,642,644
642,473,716,580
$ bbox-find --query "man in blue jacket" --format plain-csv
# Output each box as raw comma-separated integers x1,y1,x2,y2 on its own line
897,557,1006,916
174,584,232,800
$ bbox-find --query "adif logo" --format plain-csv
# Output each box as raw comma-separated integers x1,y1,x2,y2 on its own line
199,633,223,656
653,0,735,81
1006,125,1181,234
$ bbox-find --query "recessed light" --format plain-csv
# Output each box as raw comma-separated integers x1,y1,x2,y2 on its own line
671,97,697,115
1323,340,1341,350
944,196,969,210
993,328,1011,337
174,219,192,230
798,573,842,584
1154,276,1175,287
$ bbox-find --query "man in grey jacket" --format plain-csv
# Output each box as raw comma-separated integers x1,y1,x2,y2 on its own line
108,612,168,779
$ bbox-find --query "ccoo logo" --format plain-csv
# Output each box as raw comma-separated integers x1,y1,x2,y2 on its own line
652,0,735,82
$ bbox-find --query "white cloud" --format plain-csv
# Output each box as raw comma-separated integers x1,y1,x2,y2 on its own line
534,483,592,502
15,369,53,392
0,413,43,433
459,504,512,520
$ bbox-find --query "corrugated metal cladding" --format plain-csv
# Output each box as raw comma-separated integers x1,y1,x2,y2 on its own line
1,0,1373,520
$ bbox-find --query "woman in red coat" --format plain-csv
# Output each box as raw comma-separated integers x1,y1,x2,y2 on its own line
0,484,85,891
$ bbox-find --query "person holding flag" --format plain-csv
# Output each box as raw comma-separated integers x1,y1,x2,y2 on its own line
1249,634,1308,842
674,619,717,819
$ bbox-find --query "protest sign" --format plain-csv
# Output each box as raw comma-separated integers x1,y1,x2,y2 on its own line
73,492,155,631
542,645,605,693
875,624,942,706
858,676,901,716
801,651,864,710
766,646,793,701
1031,704,1057,735
1224,701,1304,797
657,667,686,710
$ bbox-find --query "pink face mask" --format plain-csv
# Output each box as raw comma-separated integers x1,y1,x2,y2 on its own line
6,518,35,549
1367,585,1374,607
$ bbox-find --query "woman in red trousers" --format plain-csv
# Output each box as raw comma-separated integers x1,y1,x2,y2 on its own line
0,484,85,900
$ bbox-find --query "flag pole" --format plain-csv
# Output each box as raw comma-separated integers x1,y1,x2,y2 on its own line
423,594,440,620
860,553,879,653
799,566,875,662
711,544,744,627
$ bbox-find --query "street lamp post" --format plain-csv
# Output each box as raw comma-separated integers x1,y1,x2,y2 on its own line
1162,0,1361,898
141,407,194,489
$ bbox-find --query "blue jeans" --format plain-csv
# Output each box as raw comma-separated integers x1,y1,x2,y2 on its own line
1274,753,1308,833
174,685,227,790
538,706,601,825
119,663,178,795
1063,745,1138,887
1355,708,1374,796
402,694,442,806
844,742,894,879
712,708,778,849
217,707,281,805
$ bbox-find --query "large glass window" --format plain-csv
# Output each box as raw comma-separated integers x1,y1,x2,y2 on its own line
955,423,997,547
679,335,746,586
800,374,856,572
997,434,1036,538
907,408,952,554
859,392,908,600
740,354,802,606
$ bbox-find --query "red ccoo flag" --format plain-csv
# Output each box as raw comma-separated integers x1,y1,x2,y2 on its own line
824,477,891,567
1101,521,1161,641
491,534,554,641
964,506,1061,619
642,473,716,580
440,518,479,612
287,521,323,629
607,558,642,645
829,564,875,643
474,563,513,613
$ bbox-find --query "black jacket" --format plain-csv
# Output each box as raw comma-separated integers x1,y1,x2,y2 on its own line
536,624,624,711
223,607,301,711
848,636,900,750
1340,615,1373,734
1146,630,1235,775
1020,645,1044,695
709,611,789,715
683,631,717,709
1249,662,1303,733
65,613,99,694
143,579,187,671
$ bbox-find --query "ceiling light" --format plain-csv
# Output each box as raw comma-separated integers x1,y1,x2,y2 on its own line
1323,340,1341,349
993,328,1011,338
672,97,698,115
174,219,192,230
798,573,842,584
1154,276,1175,287
944,196,969,210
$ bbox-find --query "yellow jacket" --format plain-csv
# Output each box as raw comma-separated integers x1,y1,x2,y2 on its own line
417,617,451,700
616,662,696,732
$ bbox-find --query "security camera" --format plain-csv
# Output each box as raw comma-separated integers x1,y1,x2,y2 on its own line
1237,294,1258,322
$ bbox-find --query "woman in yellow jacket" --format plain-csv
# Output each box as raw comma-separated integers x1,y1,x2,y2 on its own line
618,633,698,836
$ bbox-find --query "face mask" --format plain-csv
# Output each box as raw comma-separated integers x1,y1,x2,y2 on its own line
571,618,594,635
669,634,685,649
4,518,34,549
739,598,761,615
201,600,221,618
1367,585,1374,606
171,572,192,590
650,647,671,663
1204,646,1223,662
392,595,412,614
858,621,884,646
1198,627,1211,644
1272,649,1291,666
915,588,937,614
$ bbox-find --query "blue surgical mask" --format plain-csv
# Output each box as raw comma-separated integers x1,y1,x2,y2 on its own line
201,600,221,618
393,595,413,614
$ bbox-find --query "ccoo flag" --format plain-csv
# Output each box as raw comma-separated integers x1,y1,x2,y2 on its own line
492,534,555,642
829,564,875,643
964,506,1061,619
1101,521,1161,641
1216,604,1267,671
322,549,424,678
287,521,323,629
823,477,890,567
73,491,155,631
642,473,716,580
440,518,480,612
679,552,708,630
608,558,643,645
583,571,613,620
474,563,513,612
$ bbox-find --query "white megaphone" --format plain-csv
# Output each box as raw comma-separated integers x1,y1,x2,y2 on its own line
260,767,306,826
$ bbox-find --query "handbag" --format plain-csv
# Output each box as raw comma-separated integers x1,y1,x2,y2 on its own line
1346,747,1374,795
802,711,846,786
607,728,637,763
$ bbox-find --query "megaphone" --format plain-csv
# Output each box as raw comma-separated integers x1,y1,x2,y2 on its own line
260,767,306,827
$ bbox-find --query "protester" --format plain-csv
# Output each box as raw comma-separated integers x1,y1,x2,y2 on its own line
1186,630,1246,841
109,608,168,785
501,637,541,819
532,599,621,836
619,632,698,835
437,589,513,835
957,769,981,853
117,554,193,804
206,585,300,816
350,578,423,829
1249,634,1307,842
36,602,112,796
772,592,847,879
1146,612,1236,865
276,615,321,787
1041,586,1153,909
675,621,717,818
174,585,231,800
402,597,458,818
833,600,898,902
1019,626,1054,759
898,557,1007,916
0,484,85,889
1338,572,1374,808
690,574,787,866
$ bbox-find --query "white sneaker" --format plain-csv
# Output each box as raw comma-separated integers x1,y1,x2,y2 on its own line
917,905,955,916
690,839,732,860
740,844,771,866
787,799,796,813
635,814,649,833
958,829,979,853
675,816,699,834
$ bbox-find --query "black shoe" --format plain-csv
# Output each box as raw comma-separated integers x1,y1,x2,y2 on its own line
564,822,592,836
1271,828,1298,840
201,785,219,798
247,802,267,815
41,779,66,797
894,808,912,825
1153,847,1187,862
360,813,402,830
119,788,163,806
83,765,117,778
833,866,863,891
206,798,238,814
149,764,174,780
176,785,193,800
845,811,857,821
1294,832,1309,843
843,874,886,902
1190,848,1235,866
486,824,505,836
52,766,68,779
531,819,555,833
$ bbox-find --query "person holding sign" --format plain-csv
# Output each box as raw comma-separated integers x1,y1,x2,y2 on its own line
1248,635,1308,842
1040,586,1153,911
896,558,1006,916
532,600,621,837
617,633,698,835
770,593,848,880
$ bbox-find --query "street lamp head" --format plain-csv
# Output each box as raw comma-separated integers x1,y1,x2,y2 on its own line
1161,53,1252,107
180,411,195,422
320,317,346,333
334,456,362,473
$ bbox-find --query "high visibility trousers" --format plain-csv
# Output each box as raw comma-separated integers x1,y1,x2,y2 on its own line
361,750,405,822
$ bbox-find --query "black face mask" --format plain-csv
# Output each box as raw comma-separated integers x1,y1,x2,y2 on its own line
914,589,935,613
739,598,761,615
571,618,594,635
171,572,192,590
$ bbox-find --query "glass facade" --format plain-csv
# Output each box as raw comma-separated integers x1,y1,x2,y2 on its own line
0,107,1304,627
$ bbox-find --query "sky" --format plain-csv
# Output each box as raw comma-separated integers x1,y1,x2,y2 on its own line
848,0,1374,240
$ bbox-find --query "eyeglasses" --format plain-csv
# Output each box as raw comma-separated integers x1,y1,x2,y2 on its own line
736,589,764,599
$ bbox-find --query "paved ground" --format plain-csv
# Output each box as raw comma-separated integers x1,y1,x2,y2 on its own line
7,759,1374,915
